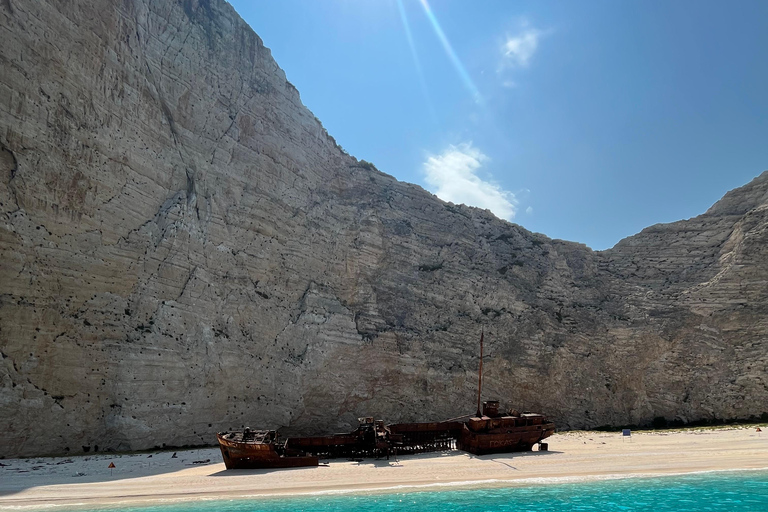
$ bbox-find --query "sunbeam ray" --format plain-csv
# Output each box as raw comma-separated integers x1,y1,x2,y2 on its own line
396,0,439,124
418,0,482,104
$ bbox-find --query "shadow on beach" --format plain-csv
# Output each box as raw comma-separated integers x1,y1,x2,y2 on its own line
0,446,224,496
0,445,561,497
206,448,560,477
207,450,455,477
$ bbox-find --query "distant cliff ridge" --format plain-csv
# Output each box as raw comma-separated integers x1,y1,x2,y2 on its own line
1,0,766,457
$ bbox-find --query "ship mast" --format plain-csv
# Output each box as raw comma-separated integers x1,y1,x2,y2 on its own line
476,330,484,417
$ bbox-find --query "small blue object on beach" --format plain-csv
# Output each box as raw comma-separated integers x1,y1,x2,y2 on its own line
622,429,631,436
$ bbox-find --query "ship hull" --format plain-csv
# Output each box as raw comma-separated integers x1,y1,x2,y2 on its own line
457,423,556,455
216,433,318,469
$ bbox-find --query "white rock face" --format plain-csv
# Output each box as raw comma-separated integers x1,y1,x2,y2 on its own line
1,0,767,457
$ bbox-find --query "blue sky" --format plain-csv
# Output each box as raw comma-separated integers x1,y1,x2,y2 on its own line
228,0,768,250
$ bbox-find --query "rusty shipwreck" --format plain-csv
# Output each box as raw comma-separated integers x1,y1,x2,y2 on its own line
216,332,555,469
216,428,318,469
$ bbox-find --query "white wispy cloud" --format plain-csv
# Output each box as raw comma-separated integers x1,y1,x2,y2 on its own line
500,21,548,69
422,143,517,220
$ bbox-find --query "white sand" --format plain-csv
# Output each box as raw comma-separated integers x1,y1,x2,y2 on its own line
1,427,766,509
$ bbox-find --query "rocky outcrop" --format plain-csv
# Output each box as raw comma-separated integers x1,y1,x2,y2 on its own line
1,0,766,457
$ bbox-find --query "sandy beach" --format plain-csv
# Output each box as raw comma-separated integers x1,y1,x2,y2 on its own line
1,427,766,510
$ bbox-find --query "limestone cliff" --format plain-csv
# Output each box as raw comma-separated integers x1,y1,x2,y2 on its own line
1,0,766,457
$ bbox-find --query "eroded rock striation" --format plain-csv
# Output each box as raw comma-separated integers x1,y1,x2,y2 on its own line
1,0,766,457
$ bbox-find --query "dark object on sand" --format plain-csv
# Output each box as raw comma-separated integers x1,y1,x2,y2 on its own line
456,401,555,455
285,417,397,459
216,428,319,469
453,331,555,455
216,332,554,469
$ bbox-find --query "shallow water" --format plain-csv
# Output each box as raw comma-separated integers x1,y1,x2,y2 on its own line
87,470,768,512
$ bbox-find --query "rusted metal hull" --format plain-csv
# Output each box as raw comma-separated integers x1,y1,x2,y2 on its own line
387,421,464,455
216,433,318,469
458,422,556,455
218,410,556,468
456,411,555,455
285,433,381,459
216,333,557,469
285,418,393,459
217,414,555,469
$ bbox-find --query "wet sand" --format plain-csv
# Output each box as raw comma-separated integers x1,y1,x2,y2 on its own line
1,427,766,509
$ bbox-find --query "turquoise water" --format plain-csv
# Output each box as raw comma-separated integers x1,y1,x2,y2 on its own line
91,471,768,512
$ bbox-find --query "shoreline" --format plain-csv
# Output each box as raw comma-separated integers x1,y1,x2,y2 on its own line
1,427,766,510
7,471,768,512
200,466,768,501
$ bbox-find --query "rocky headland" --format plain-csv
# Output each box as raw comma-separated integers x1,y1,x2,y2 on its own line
1,0,766,457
